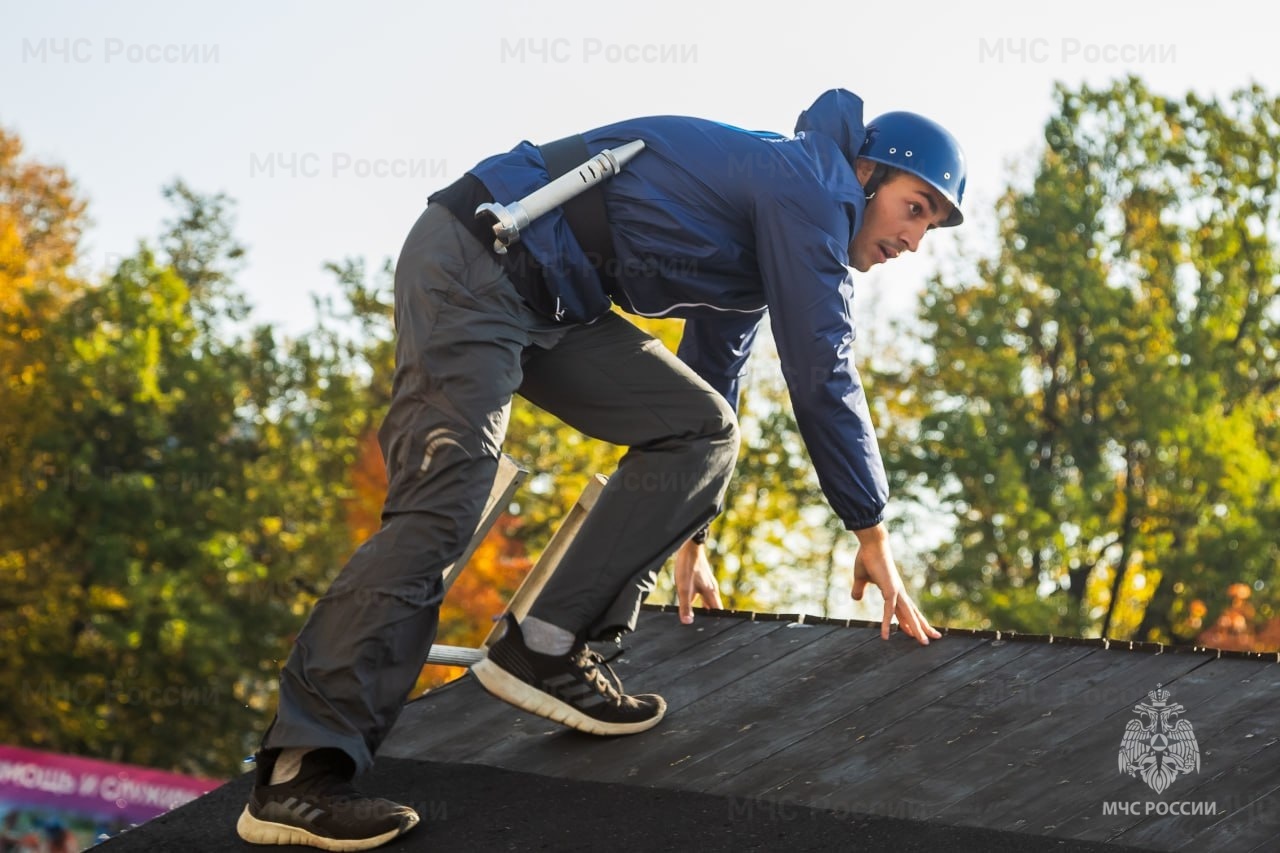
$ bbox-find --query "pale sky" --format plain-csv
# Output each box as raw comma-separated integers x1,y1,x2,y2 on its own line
6,0,1272,338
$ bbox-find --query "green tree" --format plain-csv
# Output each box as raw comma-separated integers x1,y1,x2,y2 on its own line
0,170,387,775
3,245,267,774
1,126,88,548
876,77,1279,642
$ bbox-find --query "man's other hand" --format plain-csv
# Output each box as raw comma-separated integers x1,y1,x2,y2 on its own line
851,524,942,646
675,539,723,624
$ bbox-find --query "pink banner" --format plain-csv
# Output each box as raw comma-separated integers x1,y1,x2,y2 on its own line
0,745,220,825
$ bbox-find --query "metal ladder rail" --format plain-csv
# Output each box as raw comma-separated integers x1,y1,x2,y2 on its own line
424,472,607,667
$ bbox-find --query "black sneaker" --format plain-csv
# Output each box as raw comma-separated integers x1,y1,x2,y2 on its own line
471,613,666,735
236,748,419,851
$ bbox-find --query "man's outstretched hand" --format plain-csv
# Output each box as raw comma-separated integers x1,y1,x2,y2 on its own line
674,539,723,624
851,524,941,645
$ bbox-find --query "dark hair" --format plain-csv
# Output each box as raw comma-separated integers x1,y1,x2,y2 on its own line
862,162,909,199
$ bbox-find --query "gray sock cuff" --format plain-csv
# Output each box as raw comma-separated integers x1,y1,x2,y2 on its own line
520,615,575,656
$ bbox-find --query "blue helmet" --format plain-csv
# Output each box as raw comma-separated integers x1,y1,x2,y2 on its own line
859,111,966,226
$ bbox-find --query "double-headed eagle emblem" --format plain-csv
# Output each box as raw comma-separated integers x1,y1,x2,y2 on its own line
1118,684,1200,794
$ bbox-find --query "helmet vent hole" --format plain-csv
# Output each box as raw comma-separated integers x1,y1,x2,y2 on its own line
888,147,897,154
905,150,913,157
944,171,951,179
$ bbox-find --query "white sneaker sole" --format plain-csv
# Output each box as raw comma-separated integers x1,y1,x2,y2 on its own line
471,658,665,736
236,805,417,851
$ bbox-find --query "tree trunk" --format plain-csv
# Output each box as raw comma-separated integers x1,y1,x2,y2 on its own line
1101,447,1137,639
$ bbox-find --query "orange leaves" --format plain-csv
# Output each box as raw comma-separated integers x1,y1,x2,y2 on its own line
344,428,388,547
1193,583,1280,653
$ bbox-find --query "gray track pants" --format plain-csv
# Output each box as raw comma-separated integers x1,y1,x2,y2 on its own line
263,204,740,772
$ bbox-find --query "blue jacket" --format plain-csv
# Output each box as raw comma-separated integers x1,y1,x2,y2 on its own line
468,89,887,530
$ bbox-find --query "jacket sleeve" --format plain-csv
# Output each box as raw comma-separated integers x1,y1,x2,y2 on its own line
751,189,888,530
676,313,763,413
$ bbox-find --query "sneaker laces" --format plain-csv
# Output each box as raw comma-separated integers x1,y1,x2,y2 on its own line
574,647,627,702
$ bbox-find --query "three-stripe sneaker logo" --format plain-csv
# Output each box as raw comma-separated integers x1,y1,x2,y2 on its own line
543,672,610,709
277,796,326,824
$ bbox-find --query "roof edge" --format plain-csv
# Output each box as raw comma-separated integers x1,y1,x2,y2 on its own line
639,603,1280,662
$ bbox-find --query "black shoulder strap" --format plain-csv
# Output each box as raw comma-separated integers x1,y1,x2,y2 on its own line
538,134,619,296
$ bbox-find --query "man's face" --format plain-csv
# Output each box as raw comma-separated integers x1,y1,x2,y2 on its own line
848,162,954,272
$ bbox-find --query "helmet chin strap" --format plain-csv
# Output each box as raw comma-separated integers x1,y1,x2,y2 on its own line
862,162,891,201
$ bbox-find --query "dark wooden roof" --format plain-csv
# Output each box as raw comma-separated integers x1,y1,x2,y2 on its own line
381,606,1280,852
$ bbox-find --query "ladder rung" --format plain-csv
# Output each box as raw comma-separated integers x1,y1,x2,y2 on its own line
425,644,485,667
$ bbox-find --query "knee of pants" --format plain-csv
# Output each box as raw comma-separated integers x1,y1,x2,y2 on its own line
702,397,741,480
679,389,738,443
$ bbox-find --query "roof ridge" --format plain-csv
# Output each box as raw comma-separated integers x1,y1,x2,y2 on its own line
638,603,1280,662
